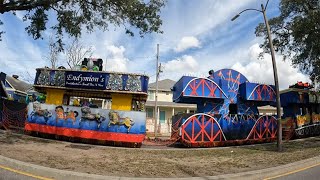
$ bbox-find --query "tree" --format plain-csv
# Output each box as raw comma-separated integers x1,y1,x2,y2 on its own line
0,0,165,49
44,35,60,68
65,38,93,69
255,0,320,86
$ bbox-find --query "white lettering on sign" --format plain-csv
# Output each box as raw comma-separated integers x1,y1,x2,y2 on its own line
66,74,105,83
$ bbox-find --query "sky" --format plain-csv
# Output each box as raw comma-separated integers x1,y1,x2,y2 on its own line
0,0,310,89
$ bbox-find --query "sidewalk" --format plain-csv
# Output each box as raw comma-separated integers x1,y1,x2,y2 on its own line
1,154,320,180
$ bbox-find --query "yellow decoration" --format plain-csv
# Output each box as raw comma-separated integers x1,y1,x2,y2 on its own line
108,111,134,132
297,114,311,127
73,99,80,106
111,93,132,111
45,89,64,105
312,113,320,123
123,117,133,127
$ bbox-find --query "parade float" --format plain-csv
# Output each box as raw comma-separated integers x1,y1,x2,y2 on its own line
280,82,320,139
25,58,149,147
170,69,278,147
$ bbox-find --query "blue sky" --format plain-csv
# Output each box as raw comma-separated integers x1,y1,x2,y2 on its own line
0,0,310,89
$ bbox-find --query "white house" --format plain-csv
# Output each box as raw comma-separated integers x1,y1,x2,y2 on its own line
145,79,196,136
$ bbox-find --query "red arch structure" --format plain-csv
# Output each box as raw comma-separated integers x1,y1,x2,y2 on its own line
182,78,227,99
247,84,276,101
246,115,277,141
180,113,226,147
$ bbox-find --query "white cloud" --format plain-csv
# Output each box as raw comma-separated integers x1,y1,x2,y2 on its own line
105,45,129,72
153,0,257,53
175,36,200,52
15,11,25,21
0,38,45,82
231,44,310,90
164,55,198,73
158,55,203,81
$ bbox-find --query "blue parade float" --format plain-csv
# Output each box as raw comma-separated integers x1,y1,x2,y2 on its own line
25,58,149,147
171,69,278,147
280,82,320,139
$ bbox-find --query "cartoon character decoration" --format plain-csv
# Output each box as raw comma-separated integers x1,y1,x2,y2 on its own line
297,114,311,127
73,99,80,106
108,111,135,132
131,100,146,111
55,106,78,122
30,101,52,122
80,106,105,128
138,101,145,111
312,113,320,123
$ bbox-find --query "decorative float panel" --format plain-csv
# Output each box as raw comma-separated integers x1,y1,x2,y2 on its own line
171,69,278,147
25,59,149,147
239,82,276,102
280,82,320,139
34,68,149,94
25,102,146,143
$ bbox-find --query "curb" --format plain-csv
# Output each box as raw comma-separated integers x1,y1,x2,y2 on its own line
1,154,320,180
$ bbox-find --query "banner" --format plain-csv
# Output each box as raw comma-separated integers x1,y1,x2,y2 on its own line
65,71,106,89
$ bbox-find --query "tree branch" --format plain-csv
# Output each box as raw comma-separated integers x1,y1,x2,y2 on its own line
0,0,62,14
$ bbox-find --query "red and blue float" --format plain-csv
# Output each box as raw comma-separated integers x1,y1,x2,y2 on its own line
281,82,320,139
25,58,149,147
171,69,279,147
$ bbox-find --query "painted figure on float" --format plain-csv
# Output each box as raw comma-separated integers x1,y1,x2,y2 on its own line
280,82,320,139
25,58,149,147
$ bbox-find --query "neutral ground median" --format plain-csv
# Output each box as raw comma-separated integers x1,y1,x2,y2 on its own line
0,130,320,178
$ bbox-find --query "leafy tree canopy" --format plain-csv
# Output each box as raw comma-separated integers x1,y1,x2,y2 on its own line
0,0,165,49
255,0,320,86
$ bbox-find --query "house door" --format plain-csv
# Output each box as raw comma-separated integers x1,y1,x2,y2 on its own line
159,111,166,123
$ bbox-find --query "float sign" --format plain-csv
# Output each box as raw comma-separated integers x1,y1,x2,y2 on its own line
65,71,106,90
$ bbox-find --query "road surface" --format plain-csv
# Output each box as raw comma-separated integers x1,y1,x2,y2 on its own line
269,163,320,180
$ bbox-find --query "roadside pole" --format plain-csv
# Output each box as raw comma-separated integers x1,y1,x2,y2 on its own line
154,44,160,138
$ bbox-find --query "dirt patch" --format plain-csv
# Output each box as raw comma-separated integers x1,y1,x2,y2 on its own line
0,131,320,178
65,144,93,150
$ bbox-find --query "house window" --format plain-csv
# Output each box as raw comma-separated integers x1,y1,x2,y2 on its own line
147,91,155,100
146,108,154,118
160,111,166,123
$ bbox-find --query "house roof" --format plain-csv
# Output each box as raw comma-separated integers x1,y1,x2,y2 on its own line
149,79,176,91
6,75,32,93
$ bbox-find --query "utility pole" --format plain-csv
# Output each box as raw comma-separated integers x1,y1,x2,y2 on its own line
154,44,160,138
261,3,282,152
231,0,282,151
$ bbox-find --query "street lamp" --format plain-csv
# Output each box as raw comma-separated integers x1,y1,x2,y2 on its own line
231,0,282,152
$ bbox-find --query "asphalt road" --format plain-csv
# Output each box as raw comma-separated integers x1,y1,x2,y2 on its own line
0,168,38,180
273,163,320,180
